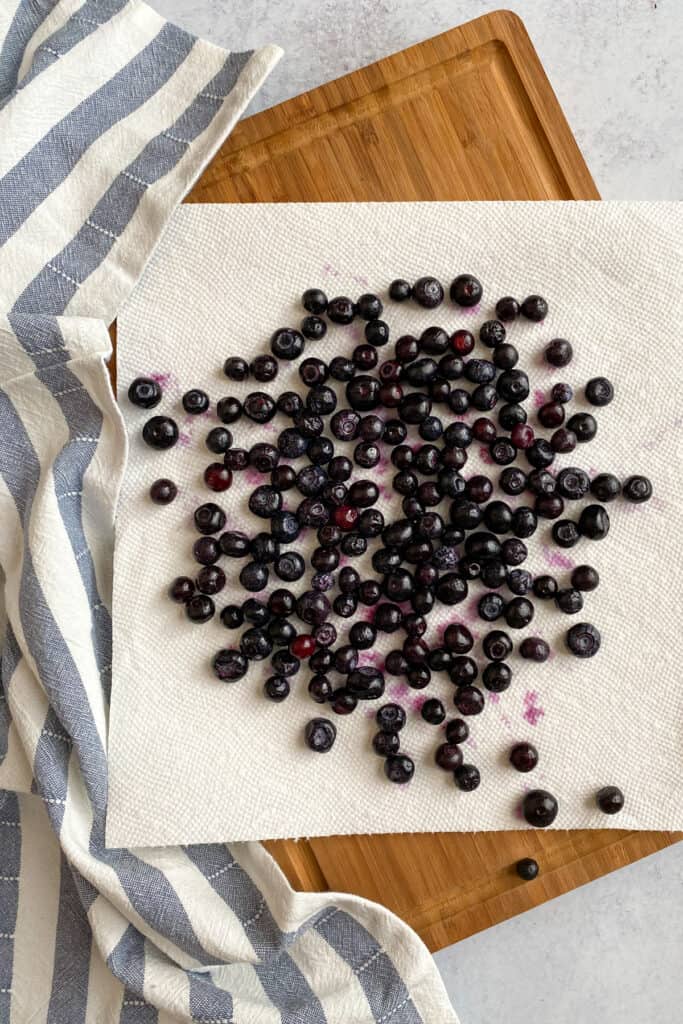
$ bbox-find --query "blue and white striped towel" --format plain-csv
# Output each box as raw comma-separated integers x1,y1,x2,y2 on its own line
0,2,457,1020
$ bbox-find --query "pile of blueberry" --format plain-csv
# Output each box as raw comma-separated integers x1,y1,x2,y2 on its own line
129,273,651,846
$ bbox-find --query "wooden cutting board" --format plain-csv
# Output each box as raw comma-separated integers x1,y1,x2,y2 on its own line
183,10,680,951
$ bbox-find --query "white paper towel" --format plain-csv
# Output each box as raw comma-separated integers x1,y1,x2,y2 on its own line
109,202,683,847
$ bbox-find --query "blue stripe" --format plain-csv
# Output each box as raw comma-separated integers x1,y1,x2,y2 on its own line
12,49,254,315
108,927,157,1024
10,0,130,100
315,911,422,1024
0,626,21,762
188,971,234,1024
0,791,20,1021
46,854,93,1024
0,0,49,102
254,958,327,1024
0,22,194,247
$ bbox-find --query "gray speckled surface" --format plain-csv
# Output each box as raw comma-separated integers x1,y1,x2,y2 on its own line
145,2,682,1020
149,0,683,198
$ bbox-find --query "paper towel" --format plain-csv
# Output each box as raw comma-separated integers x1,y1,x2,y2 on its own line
108,202,683,846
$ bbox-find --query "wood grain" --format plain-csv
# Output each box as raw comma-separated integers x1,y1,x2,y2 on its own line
179,10,678,949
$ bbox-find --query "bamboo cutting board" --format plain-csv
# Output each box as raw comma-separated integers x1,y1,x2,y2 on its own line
182,10,679,951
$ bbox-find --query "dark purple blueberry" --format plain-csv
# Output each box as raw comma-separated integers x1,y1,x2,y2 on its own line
435,742,463,770
302,315,327,341
296,464,326,498
308,674,333,703
293,410,324,437
224,448,249,471
470,383,498,411
216,396,242,424
522,789,558,827
479,319,506,347
249,442,280,473
499,467,527,497
406,666,430,692
240,627,273,660
482,661,511,692
248,485,282,518
520,294,548,321
268,589,296,617
240,562,269,592
204,463,232,492
556,587,583,614
519,636,550,662
398,392,432,424
142,415,178,450
353,344,378,371
349,480,379,508
447,388,470,415
384,650,408,675
596,785,625,814
330,688,357,715
376,703,406,733
533,575,557,600
271,465,296,490
193,536,220,565
552,519,580,548
365,319,390,347
313,622,337,648
277,392,304,418
467,474,493,504
495,296,520,321
271,648,299,676
274,551,306,582
305,717,337,752
538,401,565,429
493,343,519,370
443,623,474,654
505,597,534,629
498,403,527,430
556,467,590,501
488,439,516,467
212,647,247,680
128,376,162,408
510,742,538,773
384,754,415,783
327,296,356,324
389,279,412,302
526,439,555,471
483,629,512,661
297,590,331,627
590,473,621,502
435,573,468,606
450,274,482,307
299,357,328,388
374,602,403,633
346,375,380,412
302,288,328,314
516,858,539,881
571,565,599,591
373,731,400,756
585,377,614,407
427,647,452,672
501,538,527,566
623,475,652,503
511,507,537,539
196,565,226,596
420,326,450,356
578,504,610,540
551,382,573,404
356,293,383,321
219,530,250,558
223,357,249,382
349,621,377,650
450,329,475,356
346,667,385,700
169,576,194,603
206,426,233,454
550,428,577,454
465,358,496,385
454,764,481,791
497,369,530,403
453,687,484,716
268,618,297,647
354,440,381,469
270,328,305,361
150,478,177,504
243,392,276,423
420,698,446,725
182,388,209,414
566,621,601,658
446,718,469,744
483,500,513,534
535,494,564,519
567,412,597,443
413,276,444,309
264,676,290,701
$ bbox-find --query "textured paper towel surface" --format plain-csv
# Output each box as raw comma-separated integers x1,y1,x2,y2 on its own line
110,202,683,847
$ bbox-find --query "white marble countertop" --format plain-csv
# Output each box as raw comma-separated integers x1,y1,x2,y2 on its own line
147,2,682,1020
150,0,682,199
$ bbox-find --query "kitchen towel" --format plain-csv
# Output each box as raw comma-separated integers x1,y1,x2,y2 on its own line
0,5,456,1023
112,200,683,846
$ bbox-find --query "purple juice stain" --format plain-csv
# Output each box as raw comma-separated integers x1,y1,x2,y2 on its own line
542,544,574,571
533,388,546,408
479,445,493,465
522,691,545,726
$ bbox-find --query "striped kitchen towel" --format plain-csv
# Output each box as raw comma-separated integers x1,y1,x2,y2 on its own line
0,2,458,1021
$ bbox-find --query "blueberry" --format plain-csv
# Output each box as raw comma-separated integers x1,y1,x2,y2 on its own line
550,427,577,454
346,375,380,411
384,754,415,783
150,478,177,504
244,392,277,423
182,388,209,414
128,376,162,408
482,662,511,692
590,473,621,502
495,296,520,321
454,764,481,790
596,785,625,814
264,676,290,701
142,415,178,449
223,448,249,471
522,789,558,827
389,279,412,302
566,621,601,657
331,688,357,715
412,277,444,308
212,648,247,680
497,369,530,403
240,562,269,592
520,295,548,321
556,467,590,501
308,674,333,703
578,504,610,540
329,356,356,381
356,293,383,320
376,703,407,733
567,412,597,443
196,565,226,595
525,439,554,470
327,296,355,324
204,463,232,492
206,426,233,454
623,475,653,503
277,392,304,418
169,576,194,603
479,319,506,347
510,742,538,773
519,636,550,662
373,731,400,756
538,401,565,429
454,685,485,716
499,467,527,496
552,519,580,548
249,485,282,518
511,507,537,539
545,338,572,367
443,622,474,653
450,329,475,356
271,466,296,491
240,627,273,660
304,717,337,752
585,377,614,406
498,403,526,429
271,649,300,676
436,573,468,606
301,315,327,340
193,536,220,565
187,595,215,623
501,538,528,566
271,328,305,360
223,357,249,381
302,288,328,314
353,343,378,371
516,858,539,881
505,597,534,629
483,630,513,661
217,396,242,424
446,718,469,744
551,382,573,404
349,621,377,649
535,495,566,523
493,344,519,370
219,530,250,558
571,565,599,591
479,593,505,622
450,274,482,307
435,742,464,770
421,698,446,725
533,575,557,600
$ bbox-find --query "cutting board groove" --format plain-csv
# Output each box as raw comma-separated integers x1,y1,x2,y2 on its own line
181,10,678,951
